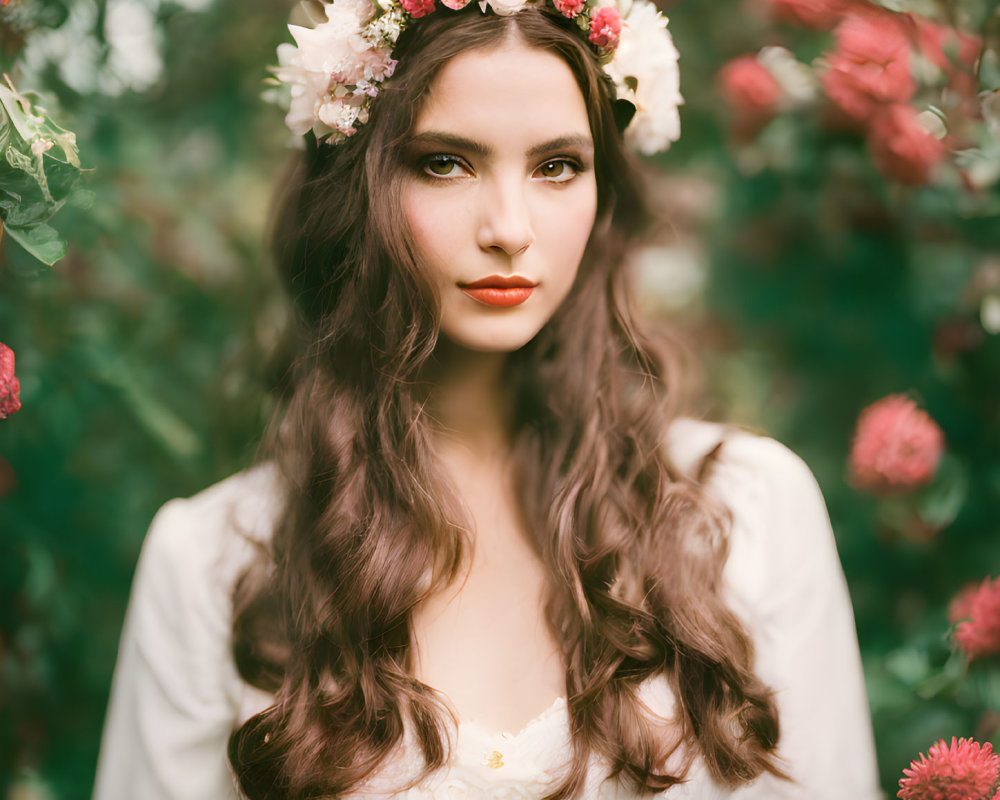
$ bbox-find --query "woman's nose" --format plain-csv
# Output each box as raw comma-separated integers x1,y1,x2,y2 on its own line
476,177,536,257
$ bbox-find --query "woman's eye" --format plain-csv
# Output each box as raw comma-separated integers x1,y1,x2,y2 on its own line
422,156,467,179
536,159,579,182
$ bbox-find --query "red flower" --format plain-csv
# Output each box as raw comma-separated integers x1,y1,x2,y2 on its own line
821,9,915,122
401,0,435,18
867,103,946,185
553,0,585,17
898,737,1000,800
588,7,622,51
849,394,944,494
953,578,1000,661
768,0,846,30
0,343,20,420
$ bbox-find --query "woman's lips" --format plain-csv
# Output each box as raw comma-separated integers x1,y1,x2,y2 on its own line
461,287,534,306
459,275,537,307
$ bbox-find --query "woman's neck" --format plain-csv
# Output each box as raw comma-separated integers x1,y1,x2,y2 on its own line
423,341,513,458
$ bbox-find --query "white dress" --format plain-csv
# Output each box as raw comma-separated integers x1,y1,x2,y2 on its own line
93,419,884,799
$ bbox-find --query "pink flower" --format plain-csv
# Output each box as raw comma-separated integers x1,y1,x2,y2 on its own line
949,582,980,626
401,0,435,17
849,394,944,494
553,0,585,17
0,343,20,420
768,0,846,30
867,104,945,185
953,578,1000,661
718,55,783,135
821,9,915,122
588,7,622,51
441,0,471,7
898,737,1000,800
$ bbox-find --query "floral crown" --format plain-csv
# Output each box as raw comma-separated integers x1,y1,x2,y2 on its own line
272,0,683,155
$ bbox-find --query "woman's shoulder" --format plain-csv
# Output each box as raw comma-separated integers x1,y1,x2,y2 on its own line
666,417,840,611
665,416,814,490
135,462,283,609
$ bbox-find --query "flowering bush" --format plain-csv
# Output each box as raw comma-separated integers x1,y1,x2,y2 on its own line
715,0,993,187
849,395,944,494
898,738,1000,800
0,342,20,419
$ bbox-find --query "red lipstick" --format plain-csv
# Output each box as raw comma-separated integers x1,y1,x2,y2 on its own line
459,275,537,307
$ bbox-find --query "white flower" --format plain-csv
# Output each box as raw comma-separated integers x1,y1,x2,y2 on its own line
318,96,363,135
273,0,395,139
603,0,683,155
365,7,406,47
480,0,528,15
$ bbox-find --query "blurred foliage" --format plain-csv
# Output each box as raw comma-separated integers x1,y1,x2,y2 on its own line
659,0,1000,792
0,0,999,797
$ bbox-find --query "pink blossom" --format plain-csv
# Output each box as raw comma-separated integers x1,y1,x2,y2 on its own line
849,394,944,494
898,737,1000,800
768,0,846,30
588,7,623,51
401,0,435,17
821,9,915,122
440,0,470,7
553,0,585,17
949,582,980,626
867,104,945,185
718,55,783,134
0,343,20,420
953,578,1000,661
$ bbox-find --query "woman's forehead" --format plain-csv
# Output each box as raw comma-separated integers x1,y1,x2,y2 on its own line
413,41,593,148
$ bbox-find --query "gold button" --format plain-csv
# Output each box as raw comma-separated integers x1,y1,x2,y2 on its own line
482,750,504,769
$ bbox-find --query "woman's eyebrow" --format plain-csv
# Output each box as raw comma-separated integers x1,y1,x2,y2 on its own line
407,131,492,156
406,132,594,159
526,135,593,158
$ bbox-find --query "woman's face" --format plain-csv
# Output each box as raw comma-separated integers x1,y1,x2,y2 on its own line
401,38,599,353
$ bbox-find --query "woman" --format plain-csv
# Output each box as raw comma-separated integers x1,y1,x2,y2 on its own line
94,1,881,798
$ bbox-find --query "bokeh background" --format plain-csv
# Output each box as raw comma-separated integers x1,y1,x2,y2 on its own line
1,0,999,796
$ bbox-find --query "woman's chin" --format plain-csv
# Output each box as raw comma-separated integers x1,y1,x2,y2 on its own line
438,324,541,355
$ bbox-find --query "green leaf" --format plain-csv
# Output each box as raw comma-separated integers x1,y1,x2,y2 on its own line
6,145,52,203
0,81,39,143
1,198,63,227
2,220,68,266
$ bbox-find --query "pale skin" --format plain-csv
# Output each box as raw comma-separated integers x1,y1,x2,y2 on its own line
401,37,598,734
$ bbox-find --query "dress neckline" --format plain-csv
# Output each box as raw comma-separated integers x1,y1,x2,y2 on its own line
453,695,569,743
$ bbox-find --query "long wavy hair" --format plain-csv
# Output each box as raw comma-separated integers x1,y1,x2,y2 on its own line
228,6,785,799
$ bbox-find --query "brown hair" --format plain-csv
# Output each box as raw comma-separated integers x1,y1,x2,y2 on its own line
229,7,785,798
